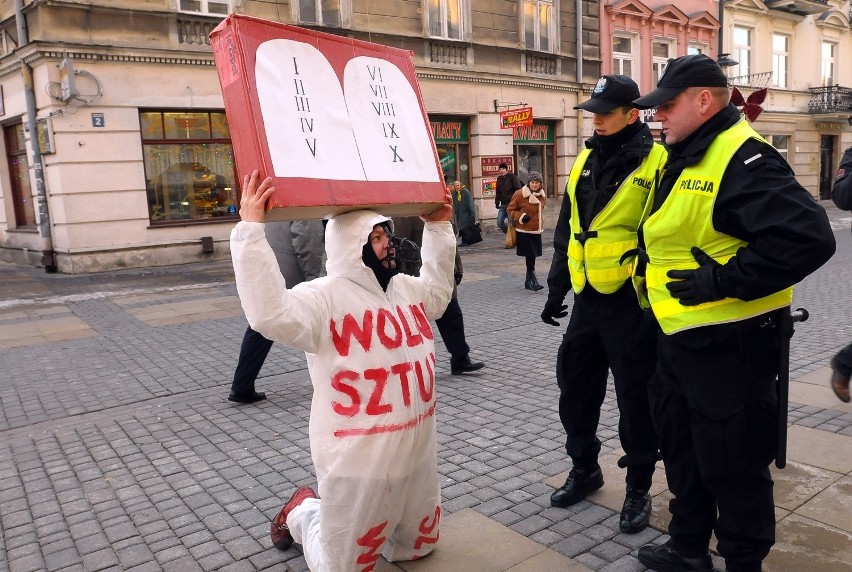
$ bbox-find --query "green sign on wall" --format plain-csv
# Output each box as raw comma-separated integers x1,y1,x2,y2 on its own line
429,115,469,143
513,120,553,144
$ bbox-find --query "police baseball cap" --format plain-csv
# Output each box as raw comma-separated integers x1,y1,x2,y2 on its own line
633,54,729,109
574,75,641,113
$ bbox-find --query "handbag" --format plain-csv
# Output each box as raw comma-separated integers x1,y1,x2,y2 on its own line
461,222,483,245
504,223,516,248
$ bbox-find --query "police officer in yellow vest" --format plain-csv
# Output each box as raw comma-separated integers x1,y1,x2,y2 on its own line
541,75,666,534
630,54,835,572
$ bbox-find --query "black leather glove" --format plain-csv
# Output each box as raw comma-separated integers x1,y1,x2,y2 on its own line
454,272,463,286
665,247,724,306
541,296,569,326
520,213,530,224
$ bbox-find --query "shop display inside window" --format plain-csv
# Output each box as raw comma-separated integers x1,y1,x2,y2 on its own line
141,111,238,224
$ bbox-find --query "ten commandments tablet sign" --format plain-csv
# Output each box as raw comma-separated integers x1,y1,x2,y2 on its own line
210,15,445,220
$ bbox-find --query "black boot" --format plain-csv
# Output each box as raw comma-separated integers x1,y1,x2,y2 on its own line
619,487,651,533
525,271,544,291
528,272,543,291
637,540,714,572
549,464,604,507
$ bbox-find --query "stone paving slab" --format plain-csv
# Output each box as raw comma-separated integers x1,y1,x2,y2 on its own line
0,203,851,571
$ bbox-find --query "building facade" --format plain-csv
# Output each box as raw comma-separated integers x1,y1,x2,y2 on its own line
598,0,852,199
0,0,603,273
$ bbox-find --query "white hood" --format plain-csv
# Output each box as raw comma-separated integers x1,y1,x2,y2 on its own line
324,209,390,278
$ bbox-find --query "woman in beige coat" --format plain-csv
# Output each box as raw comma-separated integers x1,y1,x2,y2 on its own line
507,170,546,291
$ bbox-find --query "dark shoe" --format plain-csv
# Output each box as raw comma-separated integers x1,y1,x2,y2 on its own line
619,488,651,533
830,365,851,403
525,271,544,291
528,272,544,292
228,391,266,403
451,357,485,375
271,486,318,550
637,540,714,572
550,464,604,507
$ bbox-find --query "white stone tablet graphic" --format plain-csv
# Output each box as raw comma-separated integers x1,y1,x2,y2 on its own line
344,57,441,183
255,39,366,180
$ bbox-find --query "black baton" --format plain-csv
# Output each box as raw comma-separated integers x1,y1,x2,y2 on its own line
776,307,809,469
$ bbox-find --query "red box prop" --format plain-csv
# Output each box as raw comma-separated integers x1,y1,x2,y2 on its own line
209,15,446,220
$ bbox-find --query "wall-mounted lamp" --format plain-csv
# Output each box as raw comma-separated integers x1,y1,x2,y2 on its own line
717,53,739,68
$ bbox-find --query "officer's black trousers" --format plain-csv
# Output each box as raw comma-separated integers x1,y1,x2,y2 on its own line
556,286,658,489
648,317,779,569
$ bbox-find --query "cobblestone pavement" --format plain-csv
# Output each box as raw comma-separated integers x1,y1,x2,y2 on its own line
1,201,851,571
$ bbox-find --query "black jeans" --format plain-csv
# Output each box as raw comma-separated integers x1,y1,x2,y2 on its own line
435,297,469,365
649,316,778,566
230,326,274,396
556,286,658,489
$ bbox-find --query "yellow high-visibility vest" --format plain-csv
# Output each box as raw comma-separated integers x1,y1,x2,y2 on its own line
643,119,792,334
566,143,666,294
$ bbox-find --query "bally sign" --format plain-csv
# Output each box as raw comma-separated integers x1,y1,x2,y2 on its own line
499,106,533,129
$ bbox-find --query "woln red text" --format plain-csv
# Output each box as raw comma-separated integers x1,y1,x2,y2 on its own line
330,303,434,357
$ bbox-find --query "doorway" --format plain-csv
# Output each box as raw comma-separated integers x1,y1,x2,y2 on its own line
819,134,836,200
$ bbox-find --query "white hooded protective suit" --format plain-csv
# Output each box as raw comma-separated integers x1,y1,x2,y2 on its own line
231,210,455,571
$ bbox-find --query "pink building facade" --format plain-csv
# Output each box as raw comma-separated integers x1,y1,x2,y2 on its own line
599,0,720,96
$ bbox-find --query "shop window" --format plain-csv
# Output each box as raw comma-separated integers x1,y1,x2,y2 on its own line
426,0,465,40
429,115,471,190
295,0,344,27
524,0,555,53
178,0,233,15
5,123,35,228
140,111,238,224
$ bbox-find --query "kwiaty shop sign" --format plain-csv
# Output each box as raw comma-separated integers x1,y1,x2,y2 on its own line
499,106,533,129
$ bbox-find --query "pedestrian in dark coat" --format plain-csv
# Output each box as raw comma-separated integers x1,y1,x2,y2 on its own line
495,162,522,233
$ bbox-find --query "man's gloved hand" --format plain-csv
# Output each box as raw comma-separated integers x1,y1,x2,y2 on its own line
541,296,569,326
665,247,724,306
454,272,463,286
520,213,530,224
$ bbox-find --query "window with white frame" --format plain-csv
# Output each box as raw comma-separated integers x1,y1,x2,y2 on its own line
652,39,675,86
687,43,708,56
178,0,233,15
612,35,635,80
524,0,554,52
821,42,835,86
426,0,465,40
732,26,751,78
764,134,789,162
772,34,789,88
295,0,343,27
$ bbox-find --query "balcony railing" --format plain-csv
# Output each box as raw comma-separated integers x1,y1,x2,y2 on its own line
729,71,772,89
429,41,468,65
525,53,557,76
808,86,852,113
177,15,219,46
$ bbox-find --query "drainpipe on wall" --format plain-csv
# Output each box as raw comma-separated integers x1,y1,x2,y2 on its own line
576,0,583,84
16,0,55,272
